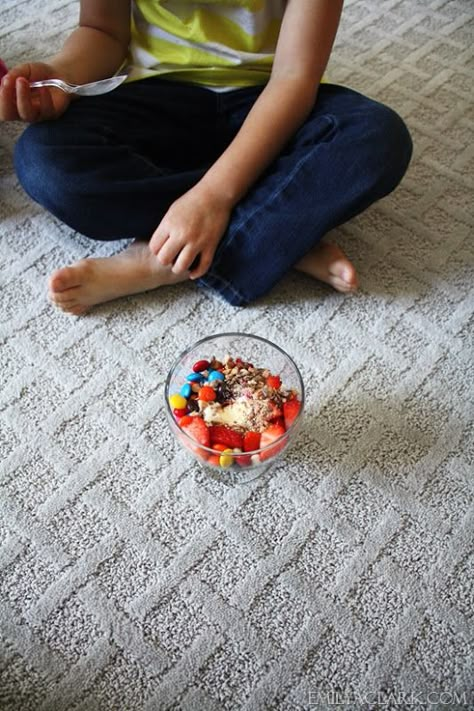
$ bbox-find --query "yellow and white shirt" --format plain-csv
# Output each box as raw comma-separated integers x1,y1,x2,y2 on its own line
126,0,286,88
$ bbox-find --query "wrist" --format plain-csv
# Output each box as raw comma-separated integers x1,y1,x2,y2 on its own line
193,176,240,211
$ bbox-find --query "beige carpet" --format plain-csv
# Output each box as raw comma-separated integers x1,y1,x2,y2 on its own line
1,1,473,709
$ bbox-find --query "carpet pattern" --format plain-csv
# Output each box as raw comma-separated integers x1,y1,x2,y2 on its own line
1,1,473,709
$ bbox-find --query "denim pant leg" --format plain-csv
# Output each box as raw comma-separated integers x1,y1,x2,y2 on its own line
14,80,412,307
14,79,226,241
198,84,413,306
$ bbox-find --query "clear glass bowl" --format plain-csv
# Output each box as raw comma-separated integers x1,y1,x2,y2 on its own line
164,332,304,484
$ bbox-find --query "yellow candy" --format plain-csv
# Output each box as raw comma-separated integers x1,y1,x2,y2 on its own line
169,393,187,410
219,449,234,468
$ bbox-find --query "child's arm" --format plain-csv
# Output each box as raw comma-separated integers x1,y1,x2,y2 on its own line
0,0,130,122
151,0,344,279
200,0,344,207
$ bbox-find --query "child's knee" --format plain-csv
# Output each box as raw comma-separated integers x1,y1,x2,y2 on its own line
369,102,413,192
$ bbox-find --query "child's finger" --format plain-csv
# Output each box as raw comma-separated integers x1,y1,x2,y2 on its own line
157,237,184,267
7,63,35,81
38,86,57,120
16,77,40,122
171,244,196,275
189,250,213,279
0,75,20,121
149,227,169,256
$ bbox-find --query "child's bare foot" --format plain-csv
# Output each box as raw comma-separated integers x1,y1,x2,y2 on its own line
295,242,358,293
48,241,187,315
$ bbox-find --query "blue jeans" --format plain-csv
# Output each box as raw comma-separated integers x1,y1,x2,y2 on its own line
14,79,412,306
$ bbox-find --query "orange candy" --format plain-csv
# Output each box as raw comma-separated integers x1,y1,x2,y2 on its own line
212,443,228,452
198,385,216,402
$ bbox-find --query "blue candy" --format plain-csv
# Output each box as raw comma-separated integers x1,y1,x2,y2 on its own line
180,383,192,398
207,370,225,382
186,372,204,383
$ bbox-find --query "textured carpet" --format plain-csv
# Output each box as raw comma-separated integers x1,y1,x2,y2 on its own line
1,1,473,710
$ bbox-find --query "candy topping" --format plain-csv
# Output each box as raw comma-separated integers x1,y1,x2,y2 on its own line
169,393,187,410
198,385,217,402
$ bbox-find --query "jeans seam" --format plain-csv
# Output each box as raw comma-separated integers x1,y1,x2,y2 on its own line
198,269,246,304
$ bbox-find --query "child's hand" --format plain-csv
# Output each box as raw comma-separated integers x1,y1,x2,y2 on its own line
0,62,72,122
149,186,232,279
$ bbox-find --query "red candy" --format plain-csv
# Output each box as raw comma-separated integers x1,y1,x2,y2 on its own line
173,407,188,418
193,359,210,373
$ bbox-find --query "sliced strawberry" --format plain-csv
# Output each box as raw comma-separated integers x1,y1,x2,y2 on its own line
266,374,282,389
283,399,301,429
180,415,210,445
179,415,194,427
238,431,260,467
243,431,261,452
208,425,243,450
259,422,287,462
235,453,252,467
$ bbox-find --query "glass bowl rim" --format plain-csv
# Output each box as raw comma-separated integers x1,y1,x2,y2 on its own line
164,331,305,457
